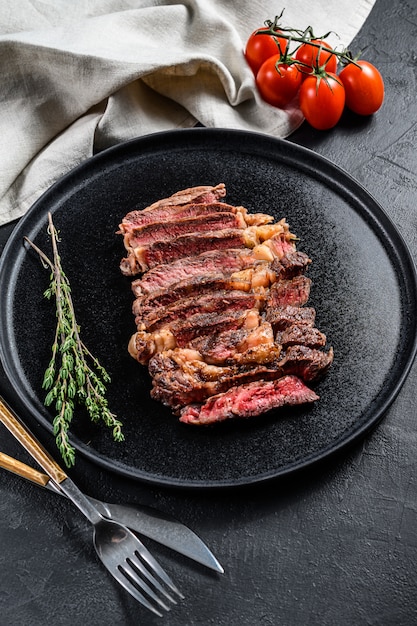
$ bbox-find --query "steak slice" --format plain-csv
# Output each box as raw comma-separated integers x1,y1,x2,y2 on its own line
278,345,334,381
125,211,246,248
129,309,261,364
267,276,312,308
149,350,284,410
277,324,327,348
170,309,261,346
121,202,273,233
142,184,226,210
129,228,250,273
190,322,280,365
179,375,319,425
133,266,276,319
131,249,266,297
137,290,264,331
271,250,312,280
265,305,316,331
120,184,227,230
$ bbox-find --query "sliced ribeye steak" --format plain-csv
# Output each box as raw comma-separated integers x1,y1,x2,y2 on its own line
118,183,333,426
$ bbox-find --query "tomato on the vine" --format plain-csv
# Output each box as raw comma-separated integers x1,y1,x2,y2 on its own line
245,27,288,75
339,60,384,115
256,55,303,108
295,39,337,75
299,73,345,130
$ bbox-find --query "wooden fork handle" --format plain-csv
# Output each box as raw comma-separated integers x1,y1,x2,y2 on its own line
0,451,50,486
0,397,67,485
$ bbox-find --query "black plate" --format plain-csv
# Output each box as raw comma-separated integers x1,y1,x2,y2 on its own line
0,128,416,489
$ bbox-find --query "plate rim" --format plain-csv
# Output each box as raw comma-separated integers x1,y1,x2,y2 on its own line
1,127,416,489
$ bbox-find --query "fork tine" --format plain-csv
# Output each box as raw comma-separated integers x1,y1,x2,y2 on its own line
127,555,178,605
107,564,165,617
122,561,173,612
134,543,185,599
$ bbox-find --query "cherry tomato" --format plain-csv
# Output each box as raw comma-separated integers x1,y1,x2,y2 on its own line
339,60,384,115
295,39,337,75
256,55,303,108
299,73,345,130
245,27,289,75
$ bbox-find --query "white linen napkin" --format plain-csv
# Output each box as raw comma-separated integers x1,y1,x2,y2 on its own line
0,0,375,225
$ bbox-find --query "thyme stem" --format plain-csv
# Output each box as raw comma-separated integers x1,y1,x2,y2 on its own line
24,213,124,467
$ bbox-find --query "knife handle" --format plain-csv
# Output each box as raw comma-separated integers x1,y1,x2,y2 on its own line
0,397,67,485
0,450,50,486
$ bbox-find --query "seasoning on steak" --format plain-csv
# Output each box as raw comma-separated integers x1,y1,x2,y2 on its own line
179,375,319,425
118,183,333,426
168,309,261,347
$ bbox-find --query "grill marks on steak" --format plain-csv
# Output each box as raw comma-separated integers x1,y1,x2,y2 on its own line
118,184,333,424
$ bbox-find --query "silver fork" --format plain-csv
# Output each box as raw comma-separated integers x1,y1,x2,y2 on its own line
0,397,184,617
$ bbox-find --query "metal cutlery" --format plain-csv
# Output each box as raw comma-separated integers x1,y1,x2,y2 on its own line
0,450,223,573
0,397,183,616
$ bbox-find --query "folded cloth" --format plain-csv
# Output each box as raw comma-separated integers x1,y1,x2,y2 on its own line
0,0,375,225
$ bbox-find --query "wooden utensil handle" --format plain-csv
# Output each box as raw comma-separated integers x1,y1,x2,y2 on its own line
0,451,50,486
0,397,67,484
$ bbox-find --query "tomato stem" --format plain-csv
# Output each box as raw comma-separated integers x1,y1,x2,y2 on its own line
256,18,361,69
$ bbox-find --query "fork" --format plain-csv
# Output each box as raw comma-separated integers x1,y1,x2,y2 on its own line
0,397,184,617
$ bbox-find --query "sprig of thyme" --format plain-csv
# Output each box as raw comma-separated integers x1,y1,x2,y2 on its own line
25,213,124,467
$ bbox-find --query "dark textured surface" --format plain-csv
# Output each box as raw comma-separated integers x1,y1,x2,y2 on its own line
2,0,417,622
1,131,415,488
